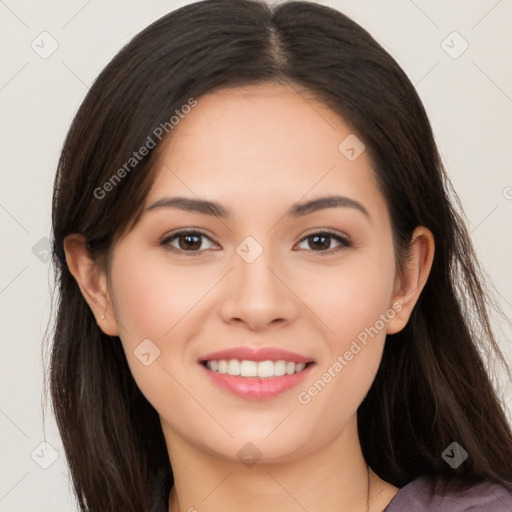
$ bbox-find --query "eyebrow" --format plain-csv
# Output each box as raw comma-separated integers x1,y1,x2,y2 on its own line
145,195,371,221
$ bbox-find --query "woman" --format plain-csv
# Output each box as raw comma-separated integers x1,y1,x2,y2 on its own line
47,0,512,510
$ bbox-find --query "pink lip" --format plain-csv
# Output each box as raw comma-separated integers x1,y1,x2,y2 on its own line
198,362,315,400
198,346,314,364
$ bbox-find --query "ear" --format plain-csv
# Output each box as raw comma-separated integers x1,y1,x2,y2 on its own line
63,233,119,336
386,226,435,335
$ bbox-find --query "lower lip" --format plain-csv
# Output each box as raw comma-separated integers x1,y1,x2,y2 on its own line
199,363,315,400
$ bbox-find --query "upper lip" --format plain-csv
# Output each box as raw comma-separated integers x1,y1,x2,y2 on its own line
198,347,314,364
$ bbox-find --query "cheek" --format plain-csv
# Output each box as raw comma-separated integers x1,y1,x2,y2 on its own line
295,243,396,349
107,249,203,404
107,245,237,414
109,248,207,344
293,243,396,423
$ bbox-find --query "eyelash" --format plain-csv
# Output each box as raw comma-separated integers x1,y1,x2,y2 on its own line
158,229,353,256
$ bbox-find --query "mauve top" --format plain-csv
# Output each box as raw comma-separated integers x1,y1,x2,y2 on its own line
150,472,512,511
382,475,512,511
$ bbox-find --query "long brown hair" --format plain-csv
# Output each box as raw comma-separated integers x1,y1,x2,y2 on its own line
45,0,512,510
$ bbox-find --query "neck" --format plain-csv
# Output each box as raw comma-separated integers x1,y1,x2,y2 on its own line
164,415,391,512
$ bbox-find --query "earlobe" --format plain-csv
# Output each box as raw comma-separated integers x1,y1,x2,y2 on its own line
63,233,119,336
386,301,405,335
386,226,435,335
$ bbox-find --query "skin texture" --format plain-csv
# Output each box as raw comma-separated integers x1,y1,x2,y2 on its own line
64,83,435,512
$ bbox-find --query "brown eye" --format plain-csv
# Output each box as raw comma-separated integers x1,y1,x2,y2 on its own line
160,230,217,255
296,231,352,254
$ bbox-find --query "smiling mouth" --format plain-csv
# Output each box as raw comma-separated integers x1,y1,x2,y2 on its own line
200,359,315,378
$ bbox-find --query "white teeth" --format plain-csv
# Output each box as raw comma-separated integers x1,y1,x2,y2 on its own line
205,359,309,378
227,359,240,376
218,360,228,374
258,360,274,378
286,361,295,375
274,360,287,376
240,360,258,377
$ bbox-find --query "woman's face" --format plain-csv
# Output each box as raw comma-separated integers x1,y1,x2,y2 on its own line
104,83,405,462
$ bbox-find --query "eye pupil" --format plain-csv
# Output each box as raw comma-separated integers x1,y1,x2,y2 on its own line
180,234,201,250
310,234,330,250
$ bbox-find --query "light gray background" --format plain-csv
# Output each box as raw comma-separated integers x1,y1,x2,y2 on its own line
1,1,511,510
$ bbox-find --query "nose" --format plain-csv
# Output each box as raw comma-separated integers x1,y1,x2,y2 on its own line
218,246,299,332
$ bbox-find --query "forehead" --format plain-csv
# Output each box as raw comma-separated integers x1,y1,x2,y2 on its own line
144,83,388,223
